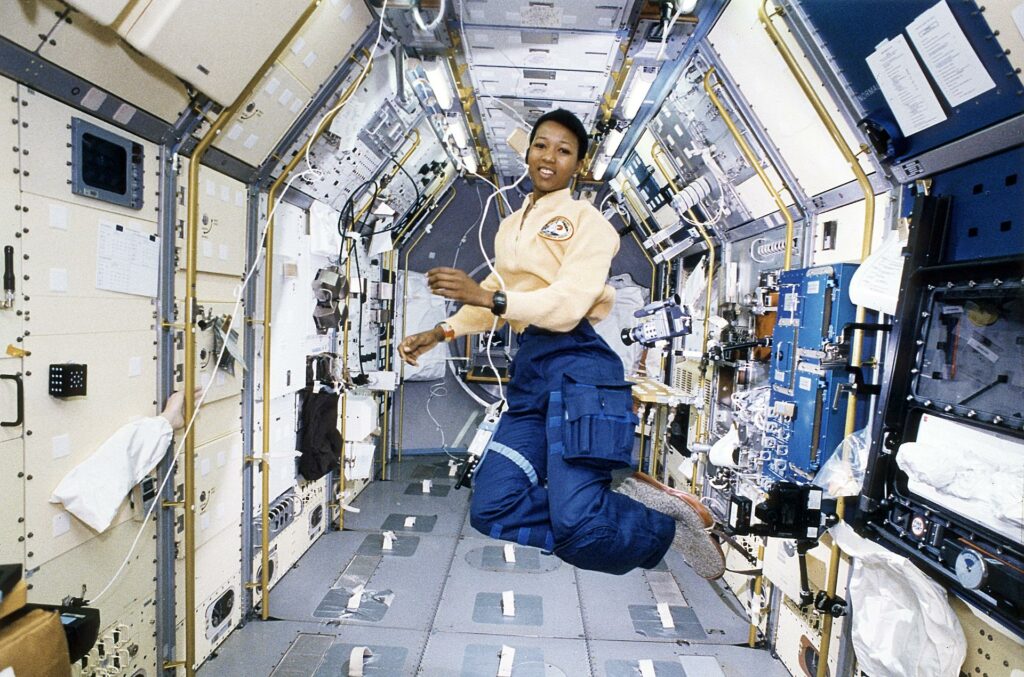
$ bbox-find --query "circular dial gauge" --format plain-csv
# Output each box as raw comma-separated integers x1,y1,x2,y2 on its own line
910,515,927,538
954,549,988,590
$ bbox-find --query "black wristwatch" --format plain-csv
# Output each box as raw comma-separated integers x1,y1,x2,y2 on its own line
491,290,507,316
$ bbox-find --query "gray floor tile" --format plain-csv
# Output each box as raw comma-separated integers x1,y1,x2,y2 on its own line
419,632,591,677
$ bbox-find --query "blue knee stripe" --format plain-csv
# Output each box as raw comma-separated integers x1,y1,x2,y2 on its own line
487,442,539,486
490,523,503,540
517,527,531,546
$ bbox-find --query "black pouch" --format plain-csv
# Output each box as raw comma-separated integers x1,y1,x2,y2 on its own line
560,375,638,470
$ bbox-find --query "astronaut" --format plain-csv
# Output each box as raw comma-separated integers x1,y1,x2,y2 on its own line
399,109,724,578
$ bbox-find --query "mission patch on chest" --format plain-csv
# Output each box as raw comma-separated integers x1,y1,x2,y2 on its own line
538,216,574,241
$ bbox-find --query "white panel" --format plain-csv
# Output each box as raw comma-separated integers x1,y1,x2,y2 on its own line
20,194,158,337
178,162,248,276
470,65,606,101
63,0,132,26
269,202,314,400
18,86,162,222
811,193,893,266
194,396,244,449
465,27,620,73
189,433,244,548
277,0,373,92
0,439,25,564
708,0,874,197
23,331,157,567
41,3,189,122
27,519,158,671
0,0,61,51
211,62,314,167
463,0,629,30
119,0,310,106
252,393,301,503
983,2,1024,78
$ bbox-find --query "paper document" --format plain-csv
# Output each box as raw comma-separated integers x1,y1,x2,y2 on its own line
866,35,946,136
96,222,160,297
849,235,907,316
907,1,995,107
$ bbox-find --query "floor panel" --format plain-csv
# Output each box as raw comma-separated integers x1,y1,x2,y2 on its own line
200,456,790,676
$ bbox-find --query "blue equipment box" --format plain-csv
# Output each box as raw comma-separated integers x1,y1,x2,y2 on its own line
763,264,867,484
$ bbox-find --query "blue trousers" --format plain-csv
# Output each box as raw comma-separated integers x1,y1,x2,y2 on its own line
469,321,674,575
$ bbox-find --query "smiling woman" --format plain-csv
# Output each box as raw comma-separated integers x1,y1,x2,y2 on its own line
397,109,725,579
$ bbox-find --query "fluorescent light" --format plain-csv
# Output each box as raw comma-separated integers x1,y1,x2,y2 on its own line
604,128,624,156
448,119,468,149
621,67,656,119
423,59,454,110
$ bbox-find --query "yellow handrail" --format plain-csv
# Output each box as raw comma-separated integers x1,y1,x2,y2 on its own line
759,4,877,669
180,2,322,670
702,67,798,272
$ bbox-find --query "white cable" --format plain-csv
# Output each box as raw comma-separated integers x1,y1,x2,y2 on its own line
412,0,446,32
91,2,394,605
656,4,684,61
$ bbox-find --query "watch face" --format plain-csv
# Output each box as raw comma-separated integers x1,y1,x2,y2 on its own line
914,282,1024,423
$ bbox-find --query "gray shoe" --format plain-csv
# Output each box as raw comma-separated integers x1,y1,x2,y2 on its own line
617,473,726,580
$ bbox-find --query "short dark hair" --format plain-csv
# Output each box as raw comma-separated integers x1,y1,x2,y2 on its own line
529,109,588,160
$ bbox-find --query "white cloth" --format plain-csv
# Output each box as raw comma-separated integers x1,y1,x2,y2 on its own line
50,416,173,533
830,522,967,677
898,440,1024,543
593,274,648,374
397,271,447,381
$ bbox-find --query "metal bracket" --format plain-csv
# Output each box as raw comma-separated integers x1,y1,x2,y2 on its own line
814,590,848,618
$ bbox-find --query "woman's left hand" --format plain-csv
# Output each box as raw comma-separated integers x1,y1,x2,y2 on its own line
427,267,492,307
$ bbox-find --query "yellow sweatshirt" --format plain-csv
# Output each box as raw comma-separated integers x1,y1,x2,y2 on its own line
447,187,619,337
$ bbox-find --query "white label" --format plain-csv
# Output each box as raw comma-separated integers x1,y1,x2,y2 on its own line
1014,3,1024,39
638,659,656,677
49,203,69,230
497,645,516,677
382,531,394,551
218,244,230,261
866,35,946,136
202,239,214,258
290,37,305,55
807,489,822,510
967,337,998,363
264,77,281,95
81,87,106,111
303,51,318,69
339,3,353,20
112,103,136,125
243,134,259,150
806,280,820,295
501,590,516,617
52,434,71,459
775,369,785,382
200,514,210,531
227,123,244,141
347,584,364,610
657,602,675,629
49,268,68,292
798,376,812,391
421,479,432,493
278,89,294,107
234,190,246,208
205,179,217,196
290,98,304,114
784,293,798,312
504,543,516,563
404,516,416,528
219,185,230,202
128,356,142,377
201,459,211,476
52,512,71,537
217,451,226,467
907,1,995,107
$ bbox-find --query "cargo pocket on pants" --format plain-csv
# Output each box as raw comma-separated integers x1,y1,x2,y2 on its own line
560,375,637,470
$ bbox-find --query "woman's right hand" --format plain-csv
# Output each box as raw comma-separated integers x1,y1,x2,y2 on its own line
398,327,445,366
